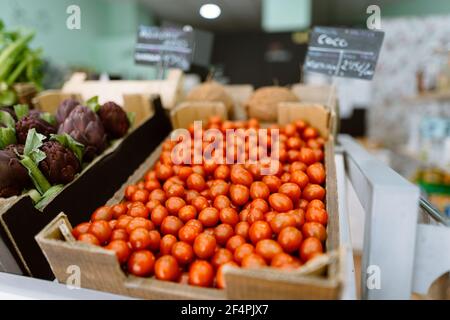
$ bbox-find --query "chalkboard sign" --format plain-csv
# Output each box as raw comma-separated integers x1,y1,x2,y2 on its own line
135,26,195,71
304,26,384,80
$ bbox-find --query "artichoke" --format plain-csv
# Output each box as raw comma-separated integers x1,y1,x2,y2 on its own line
0,147,29,197
56,98,80,125
15,115,56,144
98,101,129,139
4,144,24,155
58,105,107,161
38,140,81,184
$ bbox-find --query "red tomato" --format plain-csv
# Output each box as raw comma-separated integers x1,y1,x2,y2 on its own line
307,199,325,210
234,243,254,264
298,199,309,210
219,207,239,226
290,161,307,173
268,193,293,212
278,226,303,253
290,170,309,189
145,199,160,212
271,252,295,268
144,170,157,181
171,242,194,265
305,207,328,225
226,235,246,253
185,190,200,203
288,209,305,228
178,225,200,244
302,222,327,242
191,196,209,212
110,229,128,242
186,173,206,191
214,165,230,180
178,205,197,222
115,215,132,230
165,197,186,215
299,237,323,262
264,211,277,223
72,222,90,238
306,163,326,185
131,189,149,203
241,253,267,268
125,185,138,201
193,233,216,259
262,175,282,193
111,203,128,219
148,230,161,251
144,179,161,192
128,204,150,219
278,183,301,202
280,172,291,183
91,206,112,221
211,248,234,269
78,233,100,246
189,260,214,287
269,213,297,234
149,189,167,203
239,209,249,222
178,166,193,180
166,183,185,198
247,208,264,224
213,195,231,210
249,182,270,200
216,261,238,289
160,234,177,255
128,250,156,277
88,220,111,244
198,207,220,227
160,216,183,236
248,221,272,244
154,255,179,281
234,221,250,240
150,205,169,226
105,240,130,264
156,164,174,180
126,217,154,234
229,184,250,206
129,227,151,250
255,239,283,262
230,165,253,187
302,184,325,201
214,224,234,246
210,181,229,198
303,127,318,140
185,219,204,233
250,199,269,213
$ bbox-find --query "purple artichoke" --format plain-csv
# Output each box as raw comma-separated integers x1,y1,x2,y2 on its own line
15,115,56,144
56,99,80,125
58,105,107,161
4,144,25,155
0,148,30,197
38,141,81,184
98,101,130,139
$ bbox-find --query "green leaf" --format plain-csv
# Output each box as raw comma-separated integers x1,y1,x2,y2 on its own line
50,133,85,163
40,112,56,126
23,128,46,164
13,104,29,120
35,184,64,210
0,110,15,127
86,96,100,113
127,111,136,127
28,189,42,203
20,155,51,195
0,88,16,105
0,126,16,149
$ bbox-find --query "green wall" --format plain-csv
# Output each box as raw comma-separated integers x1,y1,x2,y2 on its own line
0,0,156,79
383,0,450,17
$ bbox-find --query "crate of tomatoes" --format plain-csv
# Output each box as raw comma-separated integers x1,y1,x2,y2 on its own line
36,100,342,299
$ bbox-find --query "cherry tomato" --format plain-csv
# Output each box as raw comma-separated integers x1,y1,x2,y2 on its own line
198,207,220,227
230,165,253,187
178,224,199,244
269,213,296,234
115,215,132,230
156,164,174,180
250,199,269,213
171,242,194,265
313,149,324,162
210,181,229,198
144,179,161,192
211,248,234,269
145,199,160,212
247,208,264,224
287,150,300,163
88,220,112,244
110,229,128,242
111,203,128,219
214,224,234,246
178,166,193,180
249,181,270,200
185,190,200,203
105,240,130,264
284,124,297,137
271,252,295,268
241,253,267,268
234,221,250,240
288,209,305,228
299,237,323,262
216,261,238,289
214,165,230,180
131,189,149,203
264,211,277,223
144,170,157,181
186,173,206,191
165,197,186,215
262,175,282,193
128,250,155,277
255,239,283,262
78,233,100,246
91,206,113,221
305,207,328,225
185,219,203,233
302,222,327,242
298,199,309,211
161,216,183,236
307,199,325,210
160,234,177,255
299,148,317,165
154,255,179,281
268,193,293,212
290,170,309,189
225,235,246,253
294,120,307,131
239,208,249,222
280,172,291,183
72,222,91,238
213,195,231,210
306,163,326,185
219,207,239,226
290,161,307,173
149,189,167,203
148,230,161,251
191,196,209,212
193,233,216,259
229,184,250,206
150,205,169,226
286,136,302,150
167,183,185,198
128,203,150,219
177,205,196,222
189,260,214,287
278,226,303,253
248,221,272,244
129,227,151,250
108,219,117,230
234,243,255,264
303,127,318,140
126,217,154,234
125,185,138,201
278,183,301,202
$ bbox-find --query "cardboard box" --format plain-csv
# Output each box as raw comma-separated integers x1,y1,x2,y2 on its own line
36,101,342,299
0,95,173,279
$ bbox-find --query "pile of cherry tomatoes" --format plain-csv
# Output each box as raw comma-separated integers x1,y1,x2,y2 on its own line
72,117,328,289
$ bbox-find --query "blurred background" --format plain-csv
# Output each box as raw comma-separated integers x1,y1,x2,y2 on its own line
1,0,449,214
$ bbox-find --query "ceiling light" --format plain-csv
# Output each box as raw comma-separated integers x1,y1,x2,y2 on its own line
199,4,221,19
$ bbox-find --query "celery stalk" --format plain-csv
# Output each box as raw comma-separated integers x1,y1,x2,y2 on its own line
20,155,51,195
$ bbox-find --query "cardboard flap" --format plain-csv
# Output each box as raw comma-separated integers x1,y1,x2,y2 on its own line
278,102,331,138
171,101,227,129
33,91,82,114
291,84,337,110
